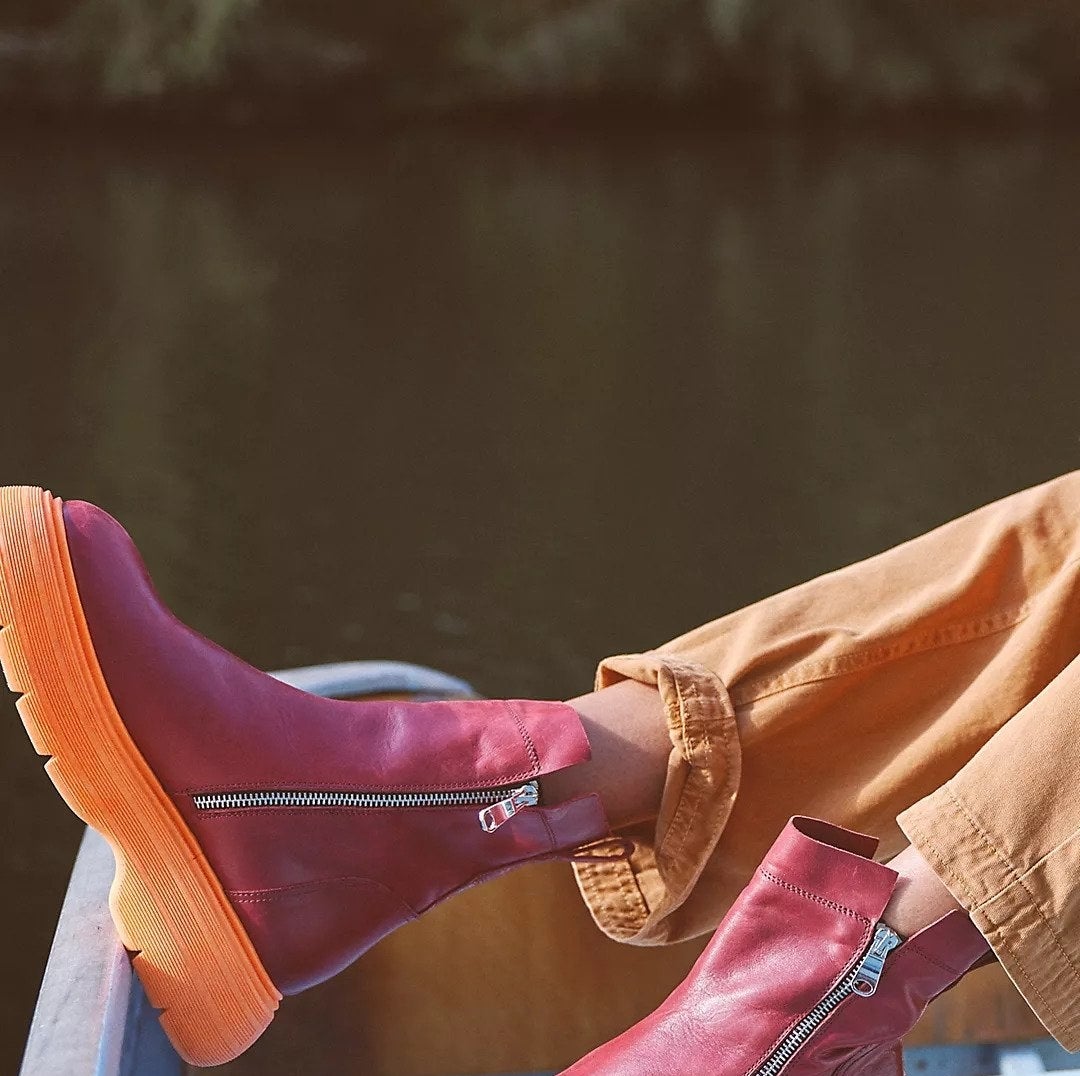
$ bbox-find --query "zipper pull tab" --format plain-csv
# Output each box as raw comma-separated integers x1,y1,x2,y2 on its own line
478,782,540,833
851,925,902,997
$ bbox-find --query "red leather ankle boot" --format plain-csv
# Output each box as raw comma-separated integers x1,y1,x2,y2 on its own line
562,816,991,1076
0,487,610,1066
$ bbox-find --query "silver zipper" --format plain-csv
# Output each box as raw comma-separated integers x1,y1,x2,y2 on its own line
191,780,540,833
750,924,901,1076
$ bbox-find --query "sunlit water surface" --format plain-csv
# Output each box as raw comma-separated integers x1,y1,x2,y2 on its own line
1,127,1078,1072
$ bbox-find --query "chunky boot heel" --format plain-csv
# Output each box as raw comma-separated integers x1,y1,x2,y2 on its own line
0,487,280,1065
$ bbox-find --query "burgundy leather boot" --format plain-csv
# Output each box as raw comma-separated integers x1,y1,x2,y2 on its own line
563,816,991,1076
0,487,610,1066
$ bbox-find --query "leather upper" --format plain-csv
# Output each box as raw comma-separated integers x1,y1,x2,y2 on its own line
792,908,991,1075
563,817,990,1076
62,500,610,993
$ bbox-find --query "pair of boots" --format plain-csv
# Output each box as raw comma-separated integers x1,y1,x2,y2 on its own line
0,487,991,1072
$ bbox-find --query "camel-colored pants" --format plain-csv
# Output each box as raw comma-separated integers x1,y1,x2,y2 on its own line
574,470,1080,1050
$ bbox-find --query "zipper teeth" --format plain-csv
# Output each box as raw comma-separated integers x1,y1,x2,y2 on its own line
192,781,538,812
750,925,897,1076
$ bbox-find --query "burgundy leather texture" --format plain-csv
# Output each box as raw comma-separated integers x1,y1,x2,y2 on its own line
62,500,610,993
792,909,991,1076
562,817,989,1076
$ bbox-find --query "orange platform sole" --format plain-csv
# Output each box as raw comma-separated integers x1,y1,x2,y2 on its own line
0,486,280,1067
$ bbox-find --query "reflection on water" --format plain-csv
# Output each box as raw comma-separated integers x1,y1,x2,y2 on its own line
1,128,1079,1071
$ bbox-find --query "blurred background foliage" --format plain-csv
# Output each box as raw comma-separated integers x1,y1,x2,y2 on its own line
4,0,1080,119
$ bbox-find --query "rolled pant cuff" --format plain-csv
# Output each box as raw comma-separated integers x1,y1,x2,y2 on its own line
898,784,1080,1052
572,652,740,945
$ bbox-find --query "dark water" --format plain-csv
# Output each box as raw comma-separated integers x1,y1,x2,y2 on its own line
1,127,1079,1072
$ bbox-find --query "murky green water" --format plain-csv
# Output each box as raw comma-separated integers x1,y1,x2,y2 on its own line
1,128,1078,1072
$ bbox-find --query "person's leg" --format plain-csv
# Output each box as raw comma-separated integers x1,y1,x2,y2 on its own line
560,470,1080,1071
559,679,976,938
566,640,1080,1075
552,681,670,829
880,843,964,939
560,670,972,937
572,470,1080,957
562,681,1035,946
559,684,971,938
898,648,1080,1050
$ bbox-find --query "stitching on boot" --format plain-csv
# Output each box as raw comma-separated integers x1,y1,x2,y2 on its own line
894,943,962,977
537,808,557,849
230,874,419,917
758,868,868,922
503,701,541,773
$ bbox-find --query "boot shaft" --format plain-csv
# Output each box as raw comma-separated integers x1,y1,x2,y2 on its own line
564,816,990,1075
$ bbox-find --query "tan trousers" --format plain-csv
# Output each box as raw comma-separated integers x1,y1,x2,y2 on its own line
574,470,1080,1050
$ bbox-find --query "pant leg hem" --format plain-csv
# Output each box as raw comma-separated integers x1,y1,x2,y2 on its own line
899,785,1080,1052
572,652,740,945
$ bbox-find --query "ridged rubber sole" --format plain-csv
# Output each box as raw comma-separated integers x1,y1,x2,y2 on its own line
0,486,281,1067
